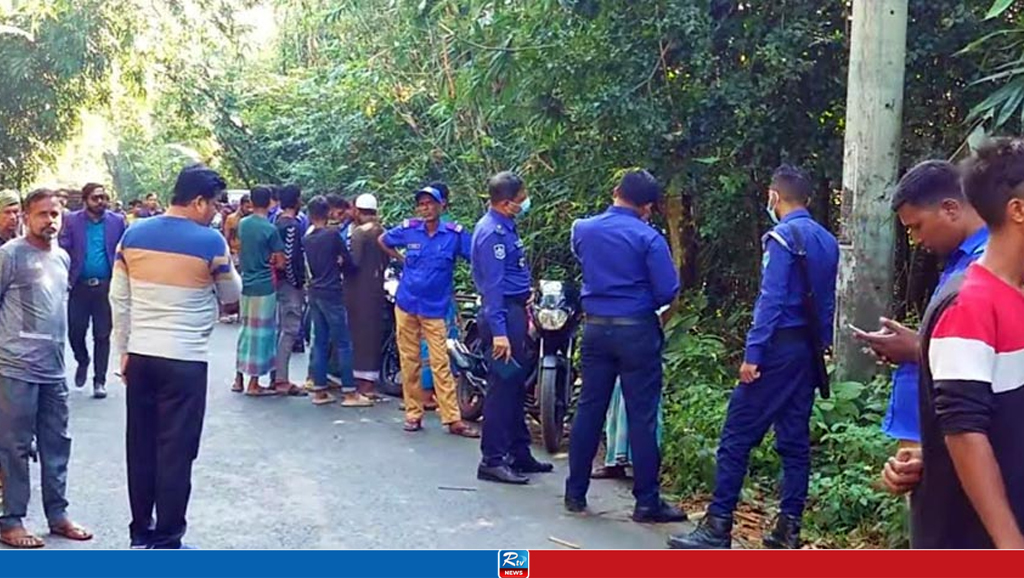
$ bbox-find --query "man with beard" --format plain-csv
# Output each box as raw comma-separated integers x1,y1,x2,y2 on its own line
0,190,21,245
59,183,127,399
0,189,92,548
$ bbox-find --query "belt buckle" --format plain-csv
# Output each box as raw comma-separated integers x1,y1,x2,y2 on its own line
86,278,101,287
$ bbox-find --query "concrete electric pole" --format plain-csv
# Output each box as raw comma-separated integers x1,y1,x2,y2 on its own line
834,0,909,381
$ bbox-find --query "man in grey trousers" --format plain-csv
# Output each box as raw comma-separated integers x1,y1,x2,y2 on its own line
0,189,92,548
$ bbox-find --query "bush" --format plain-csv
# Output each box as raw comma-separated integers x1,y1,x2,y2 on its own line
660,295,908,548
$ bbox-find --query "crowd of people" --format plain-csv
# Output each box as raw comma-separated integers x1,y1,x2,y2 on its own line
1,137,1023,551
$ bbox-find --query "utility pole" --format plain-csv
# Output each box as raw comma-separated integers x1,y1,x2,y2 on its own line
835,0,908,381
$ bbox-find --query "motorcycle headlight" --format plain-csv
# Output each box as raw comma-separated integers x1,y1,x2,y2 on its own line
536,307,569,331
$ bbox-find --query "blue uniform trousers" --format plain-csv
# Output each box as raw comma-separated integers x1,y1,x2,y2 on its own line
478,296,533,467
708,330,815,518
565,317,664,509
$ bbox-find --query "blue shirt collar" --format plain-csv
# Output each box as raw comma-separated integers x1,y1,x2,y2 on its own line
488,208,516,232
414,218,450,235
953,225,988,260
780,208,811,223
607,206,642,219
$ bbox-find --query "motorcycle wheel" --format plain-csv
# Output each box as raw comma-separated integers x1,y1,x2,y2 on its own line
456,328,485,421
379,335,402,397
539,362,566,454
457,372,485,422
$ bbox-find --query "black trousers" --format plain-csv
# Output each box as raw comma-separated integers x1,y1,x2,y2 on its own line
566,318,664,509
125,354,208,549
478,297,535,467
68,280,112,384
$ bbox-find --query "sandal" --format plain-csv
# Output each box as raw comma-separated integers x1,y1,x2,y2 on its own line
341,393,374,408
274,382,308,397
403,419,422,432
311,392,337,406
245,388,279,397
0,527,44,548
591,465,630,480
447,421,481,439
49,521,93,542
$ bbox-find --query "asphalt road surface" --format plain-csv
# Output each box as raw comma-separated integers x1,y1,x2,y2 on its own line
18,323,691,550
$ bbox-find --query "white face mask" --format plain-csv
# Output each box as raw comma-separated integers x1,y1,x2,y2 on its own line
765,190,780,225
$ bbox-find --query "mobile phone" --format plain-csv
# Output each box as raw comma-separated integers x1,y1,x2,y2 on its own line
492,356,523,380
847,323,870,335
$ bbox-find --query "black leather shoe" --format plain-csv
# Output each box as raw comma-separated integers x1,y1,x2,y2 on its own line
762,514,802,549
511,457,554,474
93,382,107,399
564,495,587,513
477,464,529,485
75,365,88,388
632,499,687,523
666,514,733,549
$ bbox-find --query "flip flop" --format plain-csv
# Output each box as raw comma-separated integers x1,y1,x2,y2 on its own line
49,522,93,542
1,529,44,549
274,382,308,397
403,420,422,432
312,393,337,406
341,394,374,408
244,388,279,397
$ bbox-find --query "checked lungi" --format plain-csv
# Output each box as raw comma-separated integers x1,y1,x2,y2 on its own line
236,294,278,377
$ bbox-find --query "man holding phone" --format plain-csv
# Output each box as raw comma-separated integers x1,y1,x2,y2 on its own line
852,160,987,495
471,172,552,485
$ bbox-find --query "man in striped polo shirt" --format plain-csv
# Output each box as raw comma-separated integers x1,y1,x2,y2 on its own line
110,164,241,549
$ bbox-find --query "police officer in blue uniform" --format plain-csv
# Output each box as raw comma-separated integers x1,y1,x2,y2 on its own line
668,165,839,549
378,186,480,437
471,171,552,484
564,170,685,523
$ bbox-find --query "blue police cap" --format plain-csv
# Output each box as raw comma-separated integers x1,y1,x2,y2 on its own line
619,170,662,205
414,186,444,204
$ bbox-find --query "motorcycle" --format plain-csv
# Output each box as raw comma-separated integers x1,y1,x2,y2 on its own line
378,262,403,397
447,279,581,454
527,279,582,454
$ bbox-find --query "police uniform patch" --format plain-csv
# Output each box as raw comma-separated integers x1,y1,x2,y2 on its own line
494,244,506,260
762,250,770,270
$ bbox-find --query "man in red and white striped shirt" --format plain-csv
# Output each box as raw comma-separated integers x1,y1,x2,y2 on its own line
917,138,1024,549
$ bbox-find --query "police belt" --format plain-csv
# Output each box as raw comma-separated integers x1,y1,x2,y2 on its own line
585,314,657,326
772,327,810,344
504,293,530,306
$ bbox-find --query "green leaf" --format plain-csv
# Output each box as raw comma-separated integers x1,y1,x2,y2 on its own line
693,156,720,165
986,0,1014,19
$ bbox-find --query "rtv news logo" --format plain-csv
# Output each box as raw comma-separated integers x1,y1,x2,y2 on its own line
498,550,529,578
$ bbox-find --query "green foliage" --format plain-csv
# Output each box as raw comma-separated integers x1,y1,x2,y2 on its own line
0,0,135,187
659,296,906,547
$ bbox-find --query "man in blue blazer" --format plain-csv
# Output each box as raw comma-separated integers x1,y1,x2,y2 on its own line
58,183,127,399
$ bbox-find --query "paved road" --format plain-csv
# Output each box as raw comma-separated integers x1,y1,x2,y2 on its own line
19,323,690,550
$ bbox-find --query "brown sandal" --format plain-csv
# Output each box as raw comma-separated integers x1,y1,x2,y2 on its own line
403,419,422,432
1,527,44,548
274,382,308,397
49,521,93,541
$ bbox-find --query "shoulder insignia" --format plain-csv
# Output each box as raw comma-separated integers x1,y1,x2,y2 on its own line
495,224,506,235
445,221,464,233
403,218,423,228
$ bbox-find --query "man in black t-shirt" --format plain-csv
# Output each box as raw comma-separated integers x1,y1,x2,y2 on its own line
303,196,371,408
